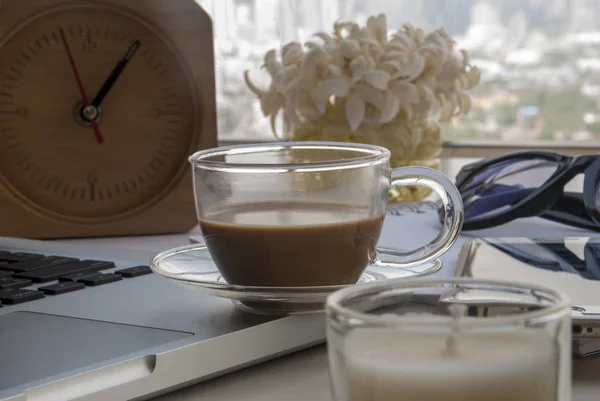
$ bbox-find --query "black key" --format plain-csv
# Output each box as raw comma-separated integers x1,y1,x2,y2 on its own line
0,251,43,263
115,265,152,278
48,260,115,275
79,273,122,286
1,256,79,273
0,270,13,279
39,281,85,295
81,260,115,270
0,288,44,304
59,271,102,282
0,277,31,290
15,260,114,283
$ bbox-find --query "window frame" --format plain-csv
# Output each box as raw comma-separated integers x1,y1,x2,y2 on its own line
218,139,600,158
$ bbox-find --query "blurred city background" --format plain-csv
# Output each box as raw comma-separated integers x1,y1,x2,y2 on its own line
196,0,600,144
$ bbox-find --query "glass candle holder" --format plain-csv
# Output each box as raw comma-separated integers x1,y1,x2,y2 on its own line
326,278,572,401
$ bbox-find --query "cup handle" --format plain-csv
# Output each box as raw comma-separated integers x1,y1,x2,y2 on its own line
372,166,464,270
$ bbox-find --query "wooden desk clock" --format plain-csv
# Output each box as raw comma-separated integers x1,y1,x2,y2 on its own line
0,0,217,238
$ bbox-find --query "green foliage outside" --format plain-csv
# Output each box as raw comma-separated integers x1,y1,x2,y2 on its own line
518,89,595,139
449,87,600,140
495,105,517,125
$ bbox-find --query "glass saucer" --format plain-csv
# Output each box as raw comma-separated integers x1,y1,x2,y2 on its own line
150,244,442,315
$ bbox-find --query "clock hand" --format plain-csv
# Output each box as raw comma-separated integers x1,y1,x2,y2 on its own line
59,28,104,145
92,40,141,108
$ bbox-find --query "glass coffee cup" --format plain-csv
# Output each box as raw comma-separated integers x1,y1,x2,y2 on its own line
189,142,463,288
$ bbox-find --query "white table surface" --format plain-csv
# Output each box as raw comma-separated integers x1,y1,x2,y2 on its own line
62,223,600,401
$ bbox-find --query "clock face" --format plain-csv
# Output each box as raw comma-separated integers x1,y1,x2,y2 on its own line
0,5,198,221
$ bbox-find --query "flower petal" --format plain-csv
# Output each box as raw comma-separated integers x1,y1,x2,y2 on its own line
439,98,454,122
361,70,390,90
285,76,306,97
340,39,360,57
313,32,333,44
334,22,358,39
391,32,416,51
390,81,420,104
281,43,303,66
274,65,300,90
317,77,351,97
380,93,400,124
269,111,280,138
380,60,402,76
244,70,266,96
398,53,425,81
402,103,414,120
323,42,340,54
328,64,344,76
359,37,382,48
466,67,481,89
461,49,470,68
262,50,281,77
304,42,321,51
260,90,283,116
349,24,361,39
349,55,370,78
462,93,472,114
310,88,330,114
374,14,387,45
387,40,413,53
456,73,469,90
346,94,365,131
353,83,387,110
301,48,326,80
366,16,378,36
413,27,426,45
417,83,436,104
284,102,302,126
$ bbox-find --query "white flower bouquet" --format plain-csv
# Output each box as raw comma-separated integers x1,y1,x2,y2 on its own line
245,14,480,200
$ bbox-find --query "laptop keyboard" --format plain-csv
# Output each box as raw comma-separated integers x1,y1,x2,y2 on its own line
0,250,152,306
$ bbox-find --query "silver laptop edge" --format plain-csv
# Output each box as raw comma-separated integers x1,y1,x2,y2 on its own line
0,237,325,401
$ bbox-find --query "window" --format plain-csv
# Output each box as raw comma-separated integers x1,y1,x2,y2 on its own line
196,0,600,149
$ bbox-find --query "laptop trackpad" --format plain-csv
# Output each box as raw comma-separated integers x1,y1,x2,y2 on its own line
0,311,192,391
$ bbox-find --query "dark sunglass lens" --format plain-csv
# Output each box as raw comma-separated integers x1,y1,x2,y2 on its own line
459,160,515,197
595,179,600,213
460,158,559,220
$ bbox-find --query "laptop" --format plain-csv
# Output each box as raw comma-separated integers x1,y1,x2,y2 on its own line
0,236,325,401
455,237,600,358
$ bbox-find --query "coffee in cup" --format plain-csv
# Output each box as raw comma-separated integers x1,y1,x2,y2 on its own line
199,201,383,287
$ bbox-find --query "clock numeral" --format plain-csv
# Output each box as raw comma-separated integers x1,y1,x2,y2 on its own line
87,174,97,201
148,108,181,119
81,42,97,54
0,107,27,118
9,66,22,77
86,25,93,45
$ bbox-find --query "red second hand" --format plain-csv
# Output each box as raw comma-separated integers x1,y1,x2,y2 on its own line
59,28,104,144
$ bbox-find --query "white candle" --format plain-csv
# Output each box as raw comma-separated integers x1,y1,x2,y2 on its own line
339,328,558,401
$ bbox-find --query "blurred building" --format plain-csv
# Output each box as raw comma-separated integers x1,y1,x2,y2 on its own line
569,0,600,33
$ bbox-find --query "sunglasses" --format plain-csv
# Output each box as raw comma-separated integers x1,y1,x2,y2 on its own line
454,151,600,231
487,238,600,281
